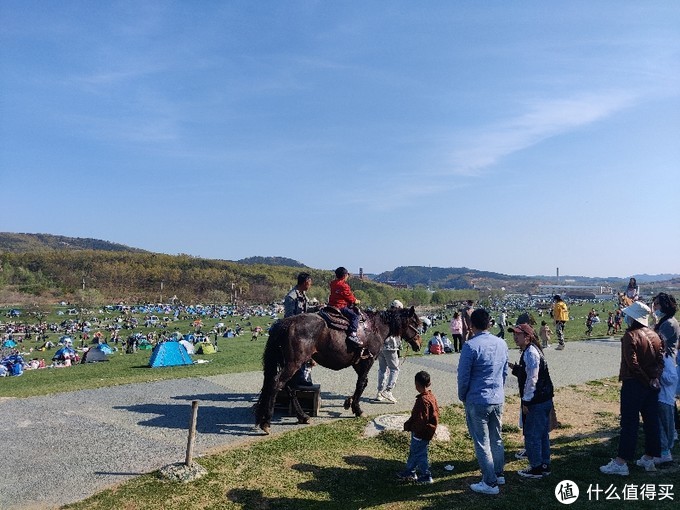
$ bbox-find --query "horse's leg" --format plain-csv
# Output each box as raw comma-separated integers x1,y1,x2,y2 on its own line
349,359,374,417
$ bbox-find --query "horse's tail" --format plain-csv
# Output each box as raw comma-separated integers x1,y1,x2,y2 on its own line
254,320,286,427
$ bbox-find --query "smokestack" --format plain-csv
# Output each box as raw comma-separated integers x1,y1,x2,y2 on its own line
556,267,560,284
359,267,364,280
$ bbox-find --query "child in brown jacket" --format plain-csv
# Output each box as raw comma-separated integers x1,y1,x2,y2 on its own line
397,371,440,484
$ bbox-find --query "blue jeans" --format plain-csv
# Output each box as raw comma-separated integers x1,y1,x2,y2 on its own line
465,402,505,486
404,434,431,477
340,307,359,334
523,399,552,468
618,378,661,460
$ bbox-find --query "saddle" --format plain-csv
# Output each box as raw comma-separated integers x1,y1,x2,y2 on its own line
318,306,350,331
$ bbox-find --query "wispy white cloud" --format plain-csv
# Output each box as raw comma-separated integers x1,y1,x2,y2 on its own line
446,91,637,176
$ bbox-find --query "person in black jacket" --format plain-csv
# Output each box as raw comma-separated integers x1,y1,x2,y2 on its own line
508,323,554,479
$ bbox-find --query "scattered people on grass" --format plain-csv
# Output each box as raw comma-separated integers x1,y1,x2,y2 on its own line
538,321,553,349
508,323,555,479
284,272,321,386
585,308,598,337
614,309,623,334
607,312,616,336
457,308,509,495
376,300,404,403
328,267,362,348
551,295,569,350
449,312,463,353
397,370,439,484
497,310,507,340
427,332,444,355
600,301,664,475
440,332,454,353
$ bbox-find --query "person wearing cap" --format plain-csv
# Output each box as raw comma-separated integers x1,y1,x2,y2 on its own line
508,323,554,479
457,308,509,495
551,295,569,350
600,301,664,475
375,299,404,403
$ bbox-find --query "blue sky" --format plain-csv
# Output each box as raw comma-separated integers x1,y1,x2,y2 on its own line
1,1,679,278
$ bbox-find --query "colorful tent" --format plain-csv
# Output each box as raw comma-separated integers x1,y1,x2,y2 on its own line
148,341,192,368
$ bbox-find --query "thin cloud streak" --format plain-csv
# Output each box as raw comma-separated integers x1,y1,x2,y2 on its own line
447,91,637,176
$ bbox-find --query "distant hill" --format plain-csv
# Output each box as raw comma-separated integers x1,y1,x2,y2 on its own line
0,233,147,254
374,266,535,290
237,256,306,268
373,266,679,292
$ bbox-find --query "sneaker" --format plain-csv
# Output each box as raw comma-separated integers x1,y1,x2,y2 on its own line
496,475,505,485
375,392,385,402
381,390,397,403
417,474,434,484
600,459,629,475
514,449,527,460
518,466,544,479
541,463,552,476
396,470,418,482
555,344,564,350
470,480,499,495
635,456,657,472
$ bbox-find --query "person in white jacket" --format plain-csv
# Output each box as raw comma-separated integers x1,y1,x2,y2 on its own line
376,300,404,403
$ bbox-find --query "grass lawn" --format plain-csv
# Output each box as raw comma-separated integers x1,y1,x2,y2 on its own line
61,377,679,510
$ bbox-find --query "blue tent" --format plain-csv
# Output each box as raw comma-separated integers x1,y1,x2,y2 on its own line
53,346,76,361
2,339,17,348
148,341,192,368
96,343,114,355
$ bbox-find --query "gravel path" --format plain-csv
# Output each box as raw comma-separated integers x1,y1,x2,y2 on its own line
2,339,621,509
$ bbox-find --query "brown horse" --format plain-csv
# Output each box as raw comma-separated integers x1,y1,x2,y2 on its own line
254,306,422,434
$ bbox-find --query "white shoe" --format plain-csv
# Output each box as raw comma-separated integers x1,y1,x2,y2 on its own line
470,480,499,495
635,456,657,472
555,344,564,350
600,459,629,475
375,392,385,402
381,390,397,403
496,476,505,485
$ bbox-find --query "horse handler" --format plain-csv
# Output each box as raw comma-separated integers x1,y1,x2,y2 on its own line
376,299,404,403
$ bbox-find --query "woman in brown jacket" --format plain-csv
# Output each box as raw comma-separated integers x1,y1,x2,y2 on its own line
600,301,664,475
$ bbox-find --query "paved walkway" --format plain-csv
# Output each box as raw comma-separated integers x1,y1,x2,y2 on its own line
2,339,621,509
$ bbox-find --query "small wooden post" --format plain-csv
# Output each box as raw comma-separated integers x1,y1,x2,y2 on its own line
185,400,199,466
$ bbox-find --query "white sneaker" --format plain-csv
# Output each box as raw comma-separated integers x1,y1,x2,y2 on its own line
375,392,385,402
381,390,397,403
600,459,629,475
555,344,564,350
496,476,505,485
470,480,499,495
635,456,657,472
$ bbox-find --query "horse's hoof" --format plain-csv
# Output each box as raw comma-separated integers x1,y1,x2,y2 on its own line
354,411,364,418
260,424,270,435
297,416,310,424
343,397,352,410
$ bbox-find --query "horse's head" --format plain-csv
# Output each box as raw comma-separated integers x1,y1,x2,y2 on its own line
385,306,422,351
